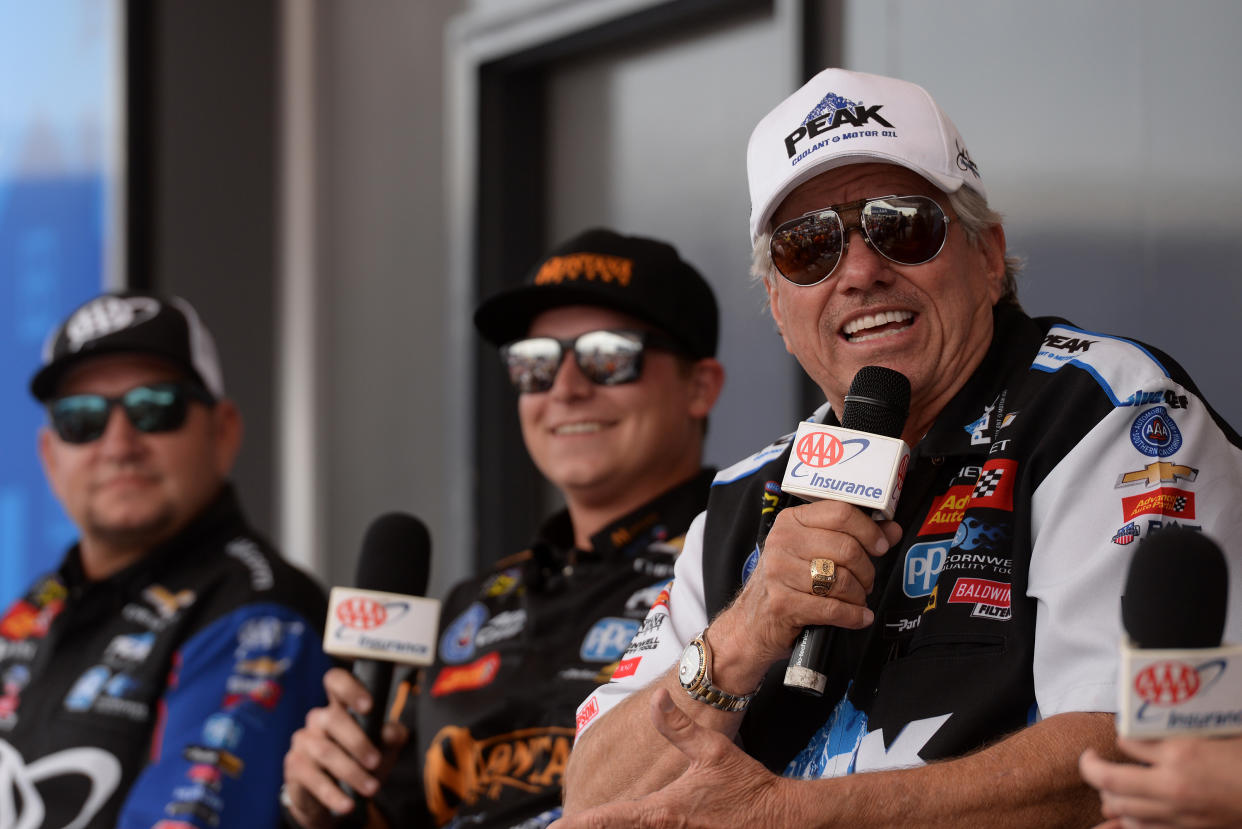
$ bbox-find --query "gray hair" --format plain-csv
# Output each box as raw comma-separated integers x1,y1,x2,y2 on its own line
750,187,1022,307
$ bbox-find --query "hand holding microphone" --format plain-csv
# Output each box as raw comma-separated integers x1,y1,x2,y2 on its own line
1117,527,1238,738
682,368,908,709
782,366,911,694
283,513,437,828
1079,527,1242,827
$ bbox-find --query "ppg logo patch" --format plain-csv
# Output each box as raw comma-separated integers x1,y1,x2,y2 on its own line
580,618,640,663
1130,407,1183,458
904,541,949,598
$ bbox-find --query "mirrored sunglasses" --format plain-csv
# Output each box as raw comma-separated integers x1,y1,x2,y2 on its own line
500,328,683,394
48,382,215,444
769,194,950,287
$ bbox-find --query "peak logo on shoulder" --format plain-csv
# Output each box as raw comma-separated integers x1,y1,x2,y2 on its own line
1130,407,1183,458
1042,333,1096,354
784,91,894,160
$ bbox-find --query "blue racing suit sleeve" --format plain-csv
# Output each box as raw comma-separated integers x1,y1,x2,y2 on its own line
116,603,332,829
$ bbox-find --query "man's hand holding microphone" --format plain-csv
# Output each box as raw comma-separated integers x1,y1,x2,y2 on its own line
283,513,438,829
699,367,910,701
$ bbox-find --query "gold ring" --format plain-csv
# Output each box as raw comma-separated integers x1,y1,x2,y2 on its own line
810,558,836,597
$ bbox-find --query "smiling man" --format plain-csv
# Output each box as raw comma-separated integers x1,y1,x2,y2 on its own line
281,228,725,829
0,292,332,828
560,69,1242,827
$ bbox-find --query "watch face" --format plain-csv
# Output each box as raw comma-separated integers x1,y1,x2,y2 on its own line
679,641,703,687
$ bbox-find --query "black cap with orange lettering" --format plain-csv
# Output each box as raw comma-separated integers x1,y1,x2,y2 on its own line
473,228,718,358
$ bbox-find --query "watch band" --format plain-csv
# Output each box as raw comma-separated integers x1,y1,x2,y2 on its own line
686,682,756,712
682,629,760,713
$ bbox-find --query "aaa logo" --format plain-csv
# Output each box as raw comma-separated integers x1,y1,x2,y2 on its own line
794,432,869,468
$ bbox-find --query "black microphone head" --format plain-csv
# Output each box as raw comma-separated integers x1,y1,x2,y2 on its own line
841,366,911,438
354,512,431,597
1122,528,1228,649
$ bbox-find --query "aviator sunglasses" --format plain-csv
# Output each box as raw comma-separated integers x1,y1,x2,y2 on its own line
500,328,683,394
769,194,950,287
48,382,216,444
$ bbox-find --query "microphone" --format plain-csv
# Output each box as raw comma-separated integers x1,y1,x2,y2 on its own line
1118,527,1242,737
782,366,911,695
322,512,438,745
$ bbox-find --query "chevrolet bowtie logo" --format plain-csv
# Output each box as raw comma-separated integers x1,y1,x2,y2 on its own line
1116,461,1198,489
143,585,197,618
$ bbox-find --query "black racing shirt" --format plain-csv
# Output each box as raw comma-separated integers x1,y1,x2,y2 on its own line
0,486,332,828
377,469,714,829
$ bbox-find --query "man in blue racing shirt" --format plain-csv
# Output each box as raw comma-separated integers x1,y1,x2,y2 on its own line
0,291,332,828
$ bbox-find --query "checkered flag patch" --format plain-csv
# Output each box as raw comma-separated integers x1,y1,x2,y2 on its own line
1173,496,1187,512
972,468,1005,499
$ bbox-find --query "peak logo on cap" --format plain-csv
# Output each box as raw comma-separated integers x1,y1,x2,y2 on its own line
534,253,633,288
63,296,162,353
785,91,895,159
748,69,988,243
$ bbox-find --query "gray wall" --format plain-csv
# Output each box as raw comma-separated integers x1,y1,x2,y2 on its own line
312,0,461,594
838,0,1242,428
145,1,279,541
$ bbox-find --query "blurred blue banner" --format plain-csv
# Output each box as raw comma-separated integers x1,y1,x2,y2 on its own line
0,0,122,607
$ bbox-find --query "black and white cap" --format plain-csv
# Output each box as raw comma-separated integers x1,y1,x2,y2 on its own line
30,291,224,402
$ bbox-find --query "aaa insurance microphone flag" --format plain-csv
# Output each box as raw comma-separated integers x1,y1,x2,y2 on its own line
1118,527,1242,738
781,367,911,520
783,366,910,696
324,513,440,669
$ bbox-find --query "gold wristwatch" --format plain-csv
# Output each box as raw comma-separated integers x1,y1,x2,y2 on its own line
678,628,758,713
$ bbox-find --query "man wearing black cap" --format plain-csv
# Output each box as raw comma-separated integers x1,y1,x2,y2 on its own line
281,228,725,828
560,69,1242,826
2,292,333,828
